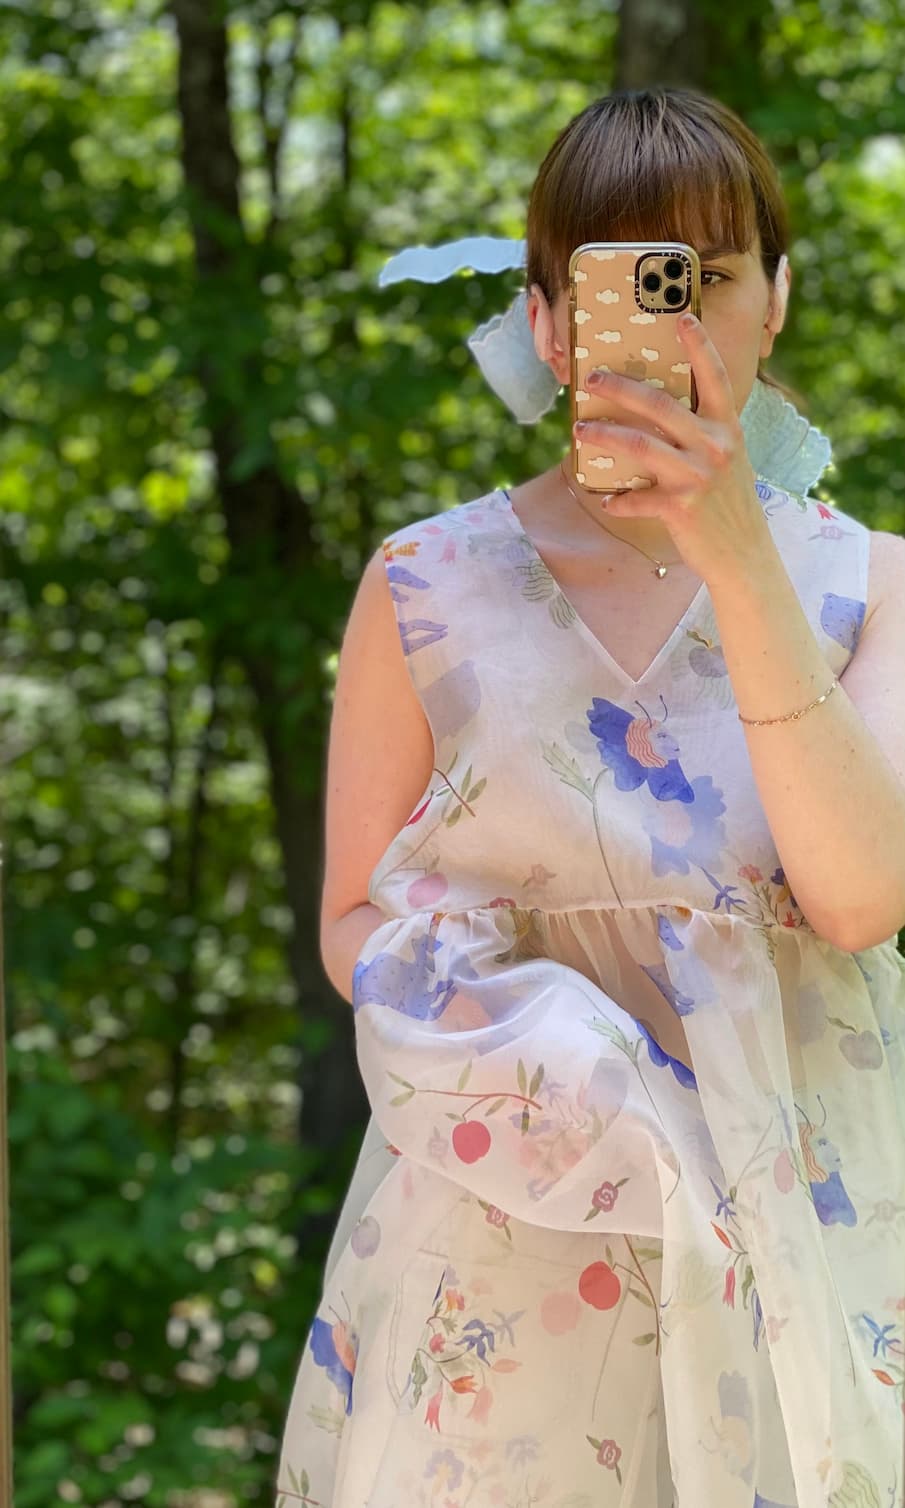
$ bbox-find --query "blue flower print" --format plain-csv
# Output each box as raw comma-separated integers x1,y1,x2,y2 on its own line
809,1136,858,1227
820,592,865,654
640,777,728,881
859,1312,899,1361
352,922,458,1021
797,1100,858,1227
754,480,793,520
309,1314,358,1415
636,1020,698,1092
657,913,685,951
640,961,696,1016
385,561,449,655
461,1317,496,1361
424,1449,464,1490
586,695,730,879
587,695,693,801
709,1176,736,1222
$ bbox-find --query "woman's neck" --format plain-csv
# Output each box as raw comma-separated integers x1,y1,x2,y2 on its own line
545,459,685,566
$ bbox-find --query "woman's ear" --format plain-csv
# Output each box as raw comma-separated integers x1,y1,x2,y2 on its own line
527,283,570,385
760,254,791,359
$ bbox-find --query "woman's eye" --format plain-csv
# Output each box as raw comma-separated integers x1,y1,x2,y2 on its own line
701,269,729,287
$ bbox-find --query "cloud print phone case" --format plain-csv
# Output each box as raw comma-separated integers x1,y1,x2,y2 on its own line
569,241,702,494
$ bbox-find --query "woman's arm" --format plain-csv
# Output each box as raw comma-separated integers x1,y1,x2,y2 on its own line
708,527,905,951
320,545,436,999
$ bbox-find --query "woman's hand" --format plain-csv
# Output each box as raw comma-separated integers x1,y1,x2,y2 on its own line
573,313,774,585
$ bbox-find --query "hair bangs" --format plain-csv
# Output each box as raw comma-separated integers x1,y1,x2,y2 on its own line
526,88,785,307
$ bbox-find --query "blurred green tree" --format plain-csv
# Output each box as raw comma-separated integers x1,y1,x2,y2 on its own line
2,0,902,1502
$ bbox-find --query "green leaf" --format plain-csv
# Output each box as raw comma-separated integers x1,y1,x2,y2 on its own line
629,1286,655,1307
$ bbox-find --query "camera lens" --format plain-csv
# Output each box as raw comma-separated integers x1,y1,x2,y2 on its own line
642,271,661,292
664,257,684,280
664,284,684,307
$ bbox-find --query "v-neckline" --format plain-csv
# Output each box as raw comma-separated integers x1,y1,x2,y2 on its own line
495,487,710,691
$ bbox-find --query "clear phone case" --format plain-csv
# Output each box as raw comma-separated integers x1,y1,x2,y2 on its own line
568,242,702,494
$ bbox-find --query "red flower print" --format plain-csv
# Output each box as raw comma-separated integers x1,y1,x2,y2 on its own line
425,1383,443,1430
485,1204,509,1227
723,1265,736,1308
429,1333,445,1353
466,1385,493,1423
737,864,762,882
597,1439,622,1470
591,1180,619,1213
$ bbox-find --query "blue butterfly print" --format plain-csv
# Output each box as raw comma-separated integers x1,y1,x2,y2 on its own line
587,695,694,802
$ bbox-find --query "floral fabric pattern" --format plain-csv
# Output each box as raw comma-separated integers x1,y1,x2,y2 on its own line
275,484,905,1508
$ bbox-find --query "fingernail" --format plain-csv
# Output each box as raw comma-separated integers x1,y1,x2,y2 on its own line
680,312,696,329
574,420,589,433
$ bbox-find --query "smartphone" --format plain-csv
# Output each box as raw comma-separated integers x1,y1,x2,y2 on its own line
568,241,702,494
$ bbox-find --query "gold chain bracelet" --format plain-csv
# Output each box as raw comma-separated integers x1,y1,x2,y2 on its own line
738,677,839,727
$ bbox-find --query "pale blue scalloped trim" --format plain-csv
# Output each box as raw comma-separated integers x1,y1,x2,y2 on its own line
377,235,526,287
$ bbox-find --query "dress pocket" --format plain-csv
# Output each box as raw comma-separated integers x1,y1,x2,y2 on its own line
385,1203,642,1444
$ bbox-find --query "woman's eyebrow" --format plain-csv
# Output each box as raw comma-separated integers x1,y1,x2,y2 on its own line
697,243,740,259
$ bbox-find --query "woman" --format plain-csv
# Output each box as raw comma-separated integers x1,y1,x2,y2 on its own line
276,88,905,1508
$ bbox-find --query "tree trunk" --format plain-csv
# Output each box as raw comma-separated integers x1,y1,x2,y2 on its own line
168,0,369,1257
616,0,766,114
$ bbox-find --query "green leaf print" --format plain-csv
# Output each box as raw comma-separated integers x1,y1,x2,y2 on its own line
827,1461,881,1507
307,1403,345,1436
528,1062,545,1097
541,740,595,801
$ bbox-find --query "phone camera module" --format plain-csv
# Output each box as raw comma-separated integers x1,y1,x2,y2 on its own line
641,271,661,292
663,284,685,307
663,257,684,280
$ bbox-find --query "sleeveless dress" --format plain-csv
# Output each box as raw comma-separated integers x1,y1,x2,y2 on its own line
275,475,905,1508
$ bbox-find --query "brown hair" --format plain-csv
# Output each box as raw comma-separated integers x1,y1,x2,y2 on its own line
525,86,802,406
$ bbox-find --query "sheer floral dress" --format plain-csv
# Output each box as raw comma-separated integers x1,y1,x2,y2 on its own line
275,405,905,1508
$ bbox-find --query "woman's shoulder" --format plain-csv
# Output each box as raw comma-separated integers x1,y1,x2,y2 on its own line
381,488,506,552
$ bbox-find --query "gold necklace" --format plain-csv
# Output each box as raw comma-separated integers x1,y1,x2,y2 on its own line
558,457,683,580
